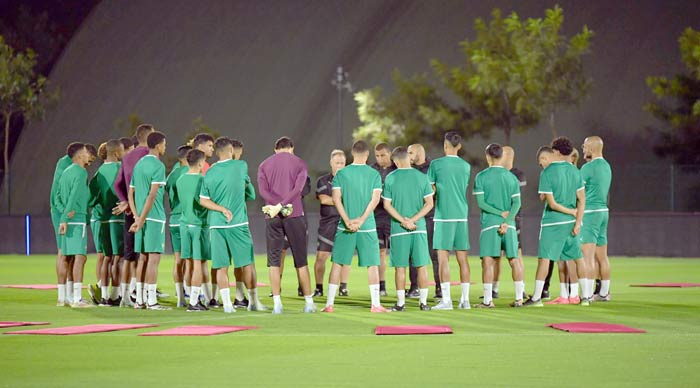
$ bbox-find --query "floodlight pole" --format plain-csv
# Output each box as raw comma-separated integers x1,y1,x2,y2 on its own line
331,66,353,149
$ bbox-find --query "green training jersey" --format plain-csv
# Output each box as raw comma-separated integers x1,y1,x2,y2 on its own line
50,155,72,210
427,155,470,221
538,160,584,225
331,164,382,231
130,154,167,222
473,166,521,228
166,163,188,218
200,159,254,227
381,168,433,234
89,162,123,222
177,172,208,226
580,157,611,211
58,163,89,223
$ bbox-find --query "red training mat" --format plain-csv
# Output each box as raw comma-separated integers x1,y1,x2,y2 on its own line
0,322,50,328
547,322,645,333
0,284,86,290
4,324,157,335
427,281,468,286
229,282,268,287
139,325,258,336
375,325,453,335
630,283,700,288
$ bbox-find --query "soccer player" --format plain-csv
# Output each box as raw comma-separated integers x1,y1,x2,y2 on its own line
199,137,265,313
525,137,590,307
120,137,134,154
473,144,524,308
51,142,81,306
176,149,210,312
313,149,351,297
113,124,155,307
382,146,434,311
371,143,395,296
257,136,316,314
580,136,612,301
89,139,125,306
322,140,389,313
166,144,192,307
428,131,472,310
407,143,440,298
128,131,170,310
56,143,93,308
88,142,107,304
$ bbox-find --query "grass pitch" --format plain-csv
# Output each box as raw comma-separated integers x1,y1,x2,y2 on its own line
1,254,699,387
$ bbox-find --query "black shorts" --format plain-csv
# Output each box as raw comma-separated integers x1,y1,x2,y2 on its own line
266,216,308,268
317,218,338,252
515,217,523,250
123,213,138,261
376,217,391,249
425,216,437,261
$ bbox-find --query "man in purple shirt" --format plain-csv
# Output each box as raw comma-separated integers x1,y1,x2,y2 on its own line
257,136,315,314
112,124,154,307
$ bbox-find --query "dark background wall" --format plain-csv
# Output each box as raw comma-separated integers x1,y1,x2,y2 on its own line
2,0,700,217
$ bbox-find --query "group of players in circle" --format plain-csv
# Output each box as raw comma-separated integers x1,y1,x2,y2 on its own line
50,125,612,313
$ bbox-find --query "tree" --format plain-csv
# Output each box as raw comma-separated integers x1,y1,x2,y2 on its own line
355,6,593,146
0,35,59,211
114,113,144,138
183,116,221,146
645,28,700,164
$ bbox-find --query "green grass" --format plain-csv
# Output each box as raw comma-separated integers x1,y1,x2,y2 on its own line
1,255,699,387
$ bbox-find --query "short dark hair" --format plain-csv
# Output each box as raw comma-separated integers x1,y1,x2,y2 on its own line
177,145,192,159
445,131,461,147
119,137,133,150
352,140,369,154
147,131,166,149
215,136,234,151
131,136,139,147
106,139,122,154
186,149,206,167
375,143,390,152
274,136,294,150
537,145,553,159
135,124,154,142
231,139,243,149
391,146,408,160
85,143,98,158
193,133,215,148
485,143,503,159
66,142,85,158
551,136,574,156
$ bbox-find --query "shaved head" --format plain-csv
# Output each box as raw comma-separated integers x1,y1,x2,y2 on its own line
583,136,604,161
407,143,426,165
502,146,515,169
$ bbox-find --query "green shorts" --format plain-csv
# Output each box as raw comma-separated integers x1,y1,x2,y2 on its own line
389,232,431,268
479,225,518,259
209,225,254,269
169,221,181,253
432,220,470,251
581,210,609,246
135,219,166,254
51,208,62,248
181,225,210,261
331,229,380,267
99,220,124,256
538,222,581,261
61,222,88,256
90,219,102,253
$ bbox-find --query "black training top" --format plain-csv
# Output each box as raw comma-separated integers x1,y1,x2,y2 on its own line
316,173,339,223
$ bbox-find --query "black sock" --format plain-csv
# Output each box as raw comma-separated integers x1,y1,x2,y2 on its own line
379,280,386,291
594,279,601,295
315,283,322,291
340,282,347,290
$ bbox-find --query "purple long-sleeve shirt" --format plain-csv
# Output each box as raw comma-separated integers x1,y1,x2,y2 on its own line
257,152,307,218
114,146,150,202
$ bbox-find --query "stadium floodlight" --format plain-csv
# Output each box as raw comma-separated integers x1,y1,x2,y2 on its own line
331,66,353,148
